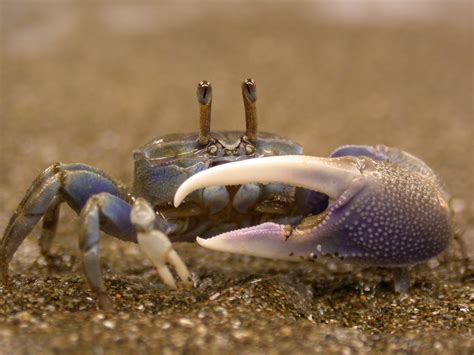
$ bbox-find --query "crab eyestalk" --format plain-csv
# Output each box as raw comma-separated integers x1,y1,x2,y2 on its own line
242,78,258,142
197,80,212,146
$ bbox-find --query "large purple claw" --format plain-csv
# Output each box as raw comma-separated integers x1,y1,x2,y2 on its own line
175,152,452,269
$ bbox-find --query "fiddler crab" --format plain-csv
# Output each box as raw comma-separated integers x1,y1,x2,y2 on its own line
0,79,452,310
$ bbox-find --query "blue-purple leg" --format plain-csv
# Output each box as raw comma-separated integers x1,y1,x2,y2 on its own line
392,267,410,293
39,196,61,258
0,163,130,283
79,193,137,311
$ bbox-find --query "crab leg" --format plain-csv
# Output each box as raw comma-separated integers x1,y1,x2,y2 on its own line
0,163,128,282
38,195,62,258
80,193,137,310
1,162,191,310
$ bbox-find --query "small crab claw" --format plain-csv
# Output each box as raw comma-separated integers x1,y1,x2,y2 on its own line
131,198,192,288
174,155,451,267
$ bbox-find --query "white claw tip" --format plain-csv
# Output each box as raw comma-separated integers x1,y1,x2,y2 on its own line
173,194,183,208
196,237,207,247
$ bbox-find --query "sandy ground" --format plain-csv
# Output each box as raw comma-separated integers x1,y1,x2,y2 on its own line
0,2,473,354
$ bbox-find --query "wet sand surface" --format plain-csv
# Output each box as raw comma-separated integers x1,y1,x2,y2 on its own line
1,2,473,354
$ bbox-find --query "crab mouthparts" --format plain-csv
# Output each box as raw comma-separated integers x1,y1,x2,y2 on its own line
173,155,363,260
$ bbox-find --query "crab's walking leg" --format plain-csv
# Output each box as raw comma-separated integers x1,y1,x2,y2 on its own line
80,195,192,310
38,196,61,258
80,193,137,311
0,163,129,283
392,267,410,294
2,162,192,309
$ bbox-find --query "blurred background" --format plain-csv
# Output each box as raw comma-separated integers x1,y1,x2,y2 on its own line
0,1,472,353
